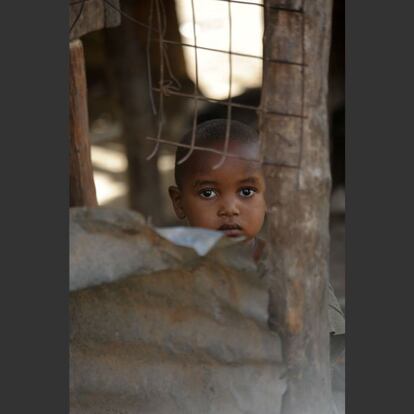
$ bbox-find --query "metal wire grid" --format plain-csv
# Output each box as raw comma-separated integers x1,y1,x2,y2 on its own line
70,0,306,170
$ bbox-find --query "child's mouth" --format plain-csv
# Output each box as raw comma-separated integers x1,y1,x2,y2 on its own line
218,224,243,238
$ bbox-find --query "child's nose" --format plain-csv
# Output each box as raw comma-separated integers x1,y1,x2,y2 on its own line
218,197,240,217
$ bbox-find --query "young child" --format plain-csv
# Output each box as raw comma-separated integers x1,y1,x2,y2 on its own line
168,118,345,392
168,118,266,254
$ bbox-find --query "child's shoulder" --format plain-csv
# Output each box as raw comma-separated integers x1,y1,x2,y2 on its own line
254,236,345,335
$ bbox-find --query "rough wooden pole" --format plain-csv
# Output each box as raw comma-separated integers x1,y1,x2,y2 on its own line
69,39,98,207
260,1,333,414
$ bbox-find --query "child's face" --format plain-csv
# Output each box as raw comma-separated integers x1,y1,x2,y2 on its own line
169,141,266,240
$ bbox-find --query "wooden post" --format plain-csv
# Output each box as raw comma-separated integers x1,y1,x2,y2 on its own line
105,0,163,223
260,1,333,414
69,39,98,207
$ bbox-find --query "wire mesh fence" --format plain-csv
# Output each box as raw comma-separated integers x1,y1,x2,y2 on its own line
70,0,307,172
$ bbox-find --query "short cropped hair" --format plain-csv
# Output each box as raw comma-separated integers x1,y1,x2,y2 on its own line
174,119,259,186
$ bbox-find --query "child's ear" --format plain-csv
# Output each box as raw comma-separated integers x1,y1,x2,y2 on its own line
168,186,186,220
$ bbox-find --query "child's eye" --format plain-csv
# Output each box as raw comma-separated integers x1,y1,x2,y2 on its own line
199,189,217,199
239,188,256,198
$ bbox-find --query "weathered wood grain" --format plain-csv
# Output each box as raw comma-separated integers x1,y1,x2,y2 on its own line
260,1,334,413
69,40,98,207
